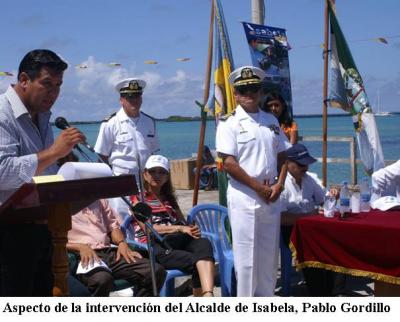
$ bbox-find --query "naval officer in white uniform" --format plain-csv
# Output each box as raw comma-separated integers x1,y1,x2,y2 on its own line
216,66,290,296
95,78,159,221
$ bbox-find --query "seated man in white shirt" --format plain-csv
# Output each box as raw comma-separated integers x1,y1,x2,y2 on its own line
280,143,324,246
280,143,347,296
371,160,400,201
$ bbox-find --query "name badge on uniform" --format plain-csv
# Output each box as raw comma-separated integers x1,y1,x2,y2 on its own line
268,124,280,135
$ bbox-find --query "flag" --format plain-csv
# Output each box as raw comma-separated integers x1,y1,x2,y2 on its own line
206,0,235,206
205,0,235,118
328,1,384,174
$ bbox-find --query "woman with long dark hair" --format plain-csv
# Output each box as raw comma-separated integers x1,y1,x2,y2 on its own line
130,155,215,296
263,92,298,144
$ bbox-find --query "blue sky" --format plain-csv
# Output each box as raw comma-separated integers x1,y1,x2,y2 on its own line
1,0,399,121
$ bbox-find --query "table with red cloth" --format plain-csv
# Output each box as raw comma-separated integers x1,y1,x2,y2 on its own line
290,209,400,286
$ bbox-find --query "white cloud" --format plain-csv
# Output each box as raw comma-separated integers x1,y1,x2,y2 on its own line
0,73,16,92
54,56,204,121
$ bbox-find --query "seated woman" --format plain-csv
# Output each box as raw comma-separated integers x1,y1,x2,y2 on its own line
130,155,215,296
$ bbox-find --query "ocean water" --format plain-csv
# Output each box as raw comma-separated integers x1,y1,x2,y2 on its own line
54,114,399,185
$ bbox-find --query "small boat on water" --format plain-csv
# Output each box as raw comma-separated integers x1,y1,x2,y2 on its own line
374,90,392,116
374,111,392,117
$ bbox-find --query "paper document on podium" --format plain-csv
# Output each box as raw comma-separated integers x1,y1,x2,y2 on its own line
76,259,111,275
32,175,65,184
58,162,112,180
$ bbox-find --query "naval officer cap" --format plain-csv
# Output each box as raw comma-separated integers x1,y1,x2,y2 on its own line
228,66,266,87
115,78,146,96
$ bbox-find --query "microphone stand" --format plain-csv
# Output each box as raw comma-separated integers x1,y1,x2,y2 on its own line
73,145,92,163
71,141,169,296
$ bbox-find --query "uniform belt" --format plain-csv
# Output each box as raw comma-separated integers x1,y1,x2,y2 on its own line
112,165,136,174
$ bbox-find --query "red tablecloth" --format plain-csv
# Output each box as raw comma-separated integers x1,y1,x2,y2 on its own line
290,209,400,285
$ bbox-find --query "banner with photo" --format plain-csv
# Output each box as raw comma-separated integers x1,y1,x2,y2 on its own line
242,22,293,117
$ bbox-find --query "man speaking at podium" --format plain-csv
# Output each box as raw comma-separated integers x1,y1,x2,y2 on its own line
0,49,85,296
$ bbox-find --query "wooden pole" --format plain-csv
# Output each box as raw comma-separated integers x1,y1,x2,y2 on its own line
192,1,214,206
322,0,330,187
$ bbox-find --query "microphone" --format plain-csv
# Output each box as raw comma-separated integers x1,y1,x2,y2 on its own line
55,116,96,153
54,116,70,131
131,202,172,254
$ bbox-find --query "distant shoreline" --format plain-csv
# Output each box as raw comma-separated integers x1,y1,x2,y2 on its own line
54,112,399,125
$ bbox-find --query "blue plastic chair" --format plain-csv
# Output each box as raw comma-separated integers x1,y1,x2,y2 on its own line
187,204,236,296
219,209,236,296
120,215,189,297
280,229,293,296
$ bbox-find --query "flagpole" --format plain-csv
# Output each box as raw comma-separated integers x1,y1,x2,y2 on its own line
322,0,331,187
251,0,265,24
192,0,214,206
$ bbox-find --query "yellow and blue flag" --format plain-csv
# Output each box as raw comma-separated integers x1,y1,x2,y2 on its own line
205,0,235,206
205,0,235,119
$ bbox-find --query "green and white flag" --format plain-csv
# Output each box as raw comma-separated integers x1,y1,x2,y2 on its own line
328,2,384,174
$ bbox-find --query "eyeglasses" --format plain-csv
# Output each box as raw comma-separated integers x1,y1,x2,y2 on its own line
236,84,261,95
147,169,169,176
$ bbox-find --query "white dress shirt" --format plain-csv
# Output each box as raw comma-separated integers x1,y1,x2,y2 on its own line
280,171,325,215
94,108,159,175
216,105,291,198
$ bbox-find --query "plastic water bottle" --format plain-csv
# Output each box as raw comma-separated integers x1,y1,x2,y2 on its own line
360,177,371,212
339,181,350,216
323,190,336,218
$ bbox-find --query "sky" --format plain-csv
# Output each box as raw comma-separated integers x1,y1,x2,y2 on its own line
1,0,399,121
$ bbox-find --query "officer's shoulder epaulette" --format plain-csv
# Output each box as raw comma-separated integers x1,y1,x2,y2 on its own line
140,111,155,120
218,110,236,121
102,112,116,122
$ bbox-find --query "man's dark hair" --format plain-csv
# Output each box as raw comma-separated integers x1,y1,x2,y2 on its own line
18,49,68,80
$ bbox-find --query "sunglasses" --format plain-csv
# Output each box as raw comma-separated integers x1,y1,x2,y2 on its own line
122,93,142,99
236,84,261,95
147,169,169,176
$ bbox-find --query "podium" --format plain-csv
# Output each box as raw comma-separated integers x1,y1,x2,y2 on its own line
0,175,137,296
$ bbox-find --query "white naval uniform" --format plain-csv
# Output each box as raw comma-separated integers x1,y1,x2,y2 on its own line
94,108,159,220
371,160,400,200
216,106,291,296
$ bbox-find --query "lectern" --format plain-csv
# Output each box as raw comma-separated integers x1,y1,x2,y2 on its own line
0,175,137,296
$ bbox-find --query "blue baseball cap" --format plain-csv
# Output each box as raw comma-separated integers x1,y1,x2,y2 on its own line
286,143,317,166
